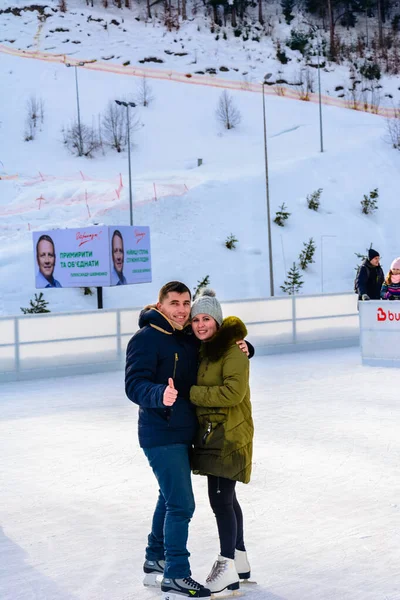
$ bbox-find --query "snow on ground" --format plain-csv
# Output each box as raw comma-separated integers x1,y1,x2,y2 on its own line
1,47,400,317
1,347,400,600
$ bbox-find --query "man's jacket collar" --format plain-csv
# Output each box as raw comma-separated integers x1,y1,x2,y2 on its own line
139,305,189,335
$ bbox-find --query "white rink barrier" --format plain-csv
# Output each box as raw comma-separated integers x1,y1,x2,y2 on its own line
0,292,359,383
359,300,400,367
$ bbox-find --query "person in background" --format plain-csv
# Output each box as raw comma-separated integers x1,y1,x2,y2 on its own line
356,248,384,301
381,257,400,300
189,289,254,596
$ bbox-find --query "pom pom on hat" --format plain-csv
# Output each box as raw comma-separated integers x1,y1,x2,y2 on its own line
390,257,400,271
191,288,223,326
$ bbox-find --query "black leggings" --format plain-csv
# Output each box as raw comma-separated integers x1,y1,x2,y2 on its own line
207,475,246,559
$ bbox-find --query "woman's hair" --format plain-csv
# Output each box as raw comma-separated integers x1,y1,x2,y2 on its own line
385,270,393,285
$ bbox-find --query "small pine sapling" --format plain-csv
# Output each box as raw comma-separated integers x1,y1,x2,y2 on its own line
299,238,316,270
361,188,379,215
274,203,290,227
21,293,50,314
193,275,210,299
280,263,304,295
306,188,322,211
225,234,238,250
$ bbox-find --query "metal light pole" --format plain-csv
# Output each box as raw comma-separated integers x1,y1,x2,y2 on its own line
262,73,274,297
115,100,136,226
317,45,324,153
65,62,85,157
321,235,337,293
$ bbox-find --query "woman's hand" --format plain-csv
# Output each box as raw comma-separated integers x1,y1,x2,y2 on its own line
236,340,249,356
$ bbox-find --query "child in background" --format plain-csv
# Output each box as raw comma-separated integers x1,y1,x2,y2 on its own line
381,257,400,300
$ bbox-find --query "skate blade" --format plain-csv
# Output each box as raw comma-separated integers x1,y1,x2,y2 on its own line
240,579,257,585
211,591,244,599
143,572,162,587
163,593,211,600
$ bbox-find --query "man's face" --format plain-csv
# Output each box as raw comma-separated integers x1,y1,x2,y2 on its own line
370,256,380,267
157,292,191,327
112,235,124,274
37,240,55,279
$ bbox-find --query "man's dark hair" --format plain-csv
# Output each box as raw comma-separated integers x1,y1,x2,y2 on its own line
36,234,55,258
158,281,191,303
112,229,124,247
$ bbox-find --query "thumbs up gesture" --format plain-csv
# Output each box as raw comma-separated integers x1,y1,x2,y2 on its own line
163,377,178,406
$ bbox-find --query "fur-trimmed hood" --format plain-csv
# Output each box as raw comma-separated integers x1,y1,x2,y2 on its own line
201,316,247,362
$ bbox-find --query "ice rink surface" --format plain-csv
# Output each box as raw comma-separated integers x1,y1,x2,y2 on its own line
1,347,400,600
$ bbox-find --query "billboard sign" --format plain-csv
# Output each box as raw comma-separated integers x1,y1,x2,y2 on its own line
33,226,151,288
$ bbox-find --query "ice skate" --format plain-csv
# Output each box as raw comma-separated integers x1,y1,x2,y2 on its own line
143,559,165,587
161,575,211,599
234,550,257,585
206,556,240,596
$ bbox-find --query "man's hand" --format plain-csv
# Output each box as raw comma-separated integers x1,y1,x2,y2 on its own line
362,294,370,301
236,340,249,356
163,378,178,406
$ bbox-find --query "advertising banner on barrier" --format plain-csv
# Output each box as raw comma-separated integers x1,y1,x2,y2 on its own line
359,301,400,366
33,226,151,288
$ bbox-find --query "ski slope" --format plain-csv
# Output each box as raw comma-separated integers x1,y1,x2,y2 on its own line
1,347,399,600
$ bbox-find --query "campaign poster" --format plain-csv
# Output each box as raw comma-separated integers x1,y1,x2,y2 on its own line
33,227,110,289
109,226,152,286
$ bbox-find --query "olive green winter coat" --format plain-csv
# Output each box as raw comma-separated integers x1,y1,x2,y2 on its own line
190,316,254,484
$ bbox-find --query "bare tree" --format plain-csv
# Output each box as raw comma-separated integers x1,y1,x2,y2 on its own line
24,95,44,141
59,0,67,11
386,106,400,149
135,76,154,107
294,68,315,101
62,121,100,158
216,90,241,130
101,101,140,152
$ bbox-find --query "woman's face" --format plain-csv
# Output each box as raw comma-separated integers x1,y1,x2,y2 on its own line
191,313,218,341
393,269,400,275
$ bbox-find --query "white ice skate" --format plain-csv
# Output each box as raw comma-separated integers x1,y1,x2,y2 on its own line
206,556,240,597
234,550,257,585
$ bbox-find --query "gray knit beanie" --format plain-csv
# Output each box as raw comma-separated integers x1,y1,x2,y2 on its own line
191,288,223,326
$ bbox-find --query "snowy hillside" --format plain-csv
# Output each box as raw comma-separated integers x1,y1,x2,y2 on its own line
1,1,400,316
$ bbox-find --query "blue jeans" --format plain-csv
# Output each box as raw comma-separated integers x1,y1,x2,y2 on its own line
143,444,195,579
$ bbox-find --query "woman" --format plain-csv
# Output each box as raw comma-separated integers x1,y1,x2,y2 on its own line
189,289,254,595
381,257,400,300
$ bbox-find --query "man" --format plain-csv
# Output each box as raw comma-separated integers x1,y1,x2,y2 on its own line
125,281,210,599
356,248,384,301
111,230,127,285
36,235,62,288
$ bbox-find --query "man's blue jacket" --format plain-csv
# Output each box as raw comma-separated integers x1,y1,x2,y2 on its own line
125,307,200,448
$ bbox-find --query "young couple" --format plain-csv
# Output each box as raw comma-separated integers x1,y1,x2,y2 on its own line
125,281,254,600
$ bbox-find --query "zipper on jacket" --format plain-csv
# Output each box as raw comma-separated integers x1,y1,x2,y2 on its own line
202,422,212,445
172,353,179,379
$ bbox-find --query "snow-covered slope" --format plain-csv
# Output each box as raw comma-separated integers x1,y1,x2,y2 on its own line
1,2,399,315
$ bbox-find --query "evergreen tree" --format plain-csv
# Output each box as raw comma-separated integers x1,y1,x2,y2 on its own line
21,293,50,314
299,238,316,270
225,234,238,249
194,275,210,299
281,0,295,24
306,188,322,211
280,263,304,295
361,188,379,215
274,203,291,227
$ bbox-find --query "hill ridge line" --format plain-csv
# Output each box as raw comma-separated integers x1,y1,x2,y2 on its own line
0,43,395,118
